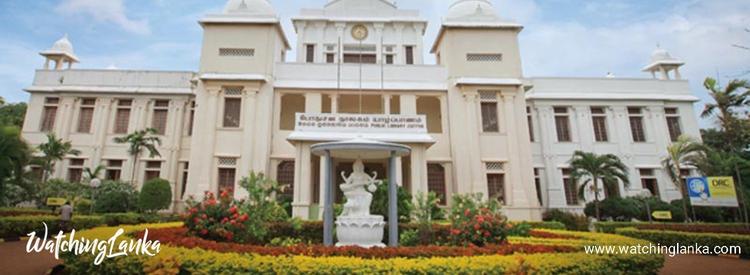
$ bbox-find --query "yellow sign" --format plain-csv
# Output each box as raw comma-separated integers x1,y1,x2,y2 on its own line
46,197,66,206
708,177,737,198
652,211,672,220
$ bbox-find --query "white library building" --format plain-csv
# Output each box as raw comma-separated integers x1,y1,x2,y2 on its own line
20,0,700,220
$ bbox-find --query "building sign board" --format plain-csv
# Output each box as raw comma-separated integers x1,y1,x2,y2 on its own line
46,197,67,206
686,177,739,207
295,113,428,134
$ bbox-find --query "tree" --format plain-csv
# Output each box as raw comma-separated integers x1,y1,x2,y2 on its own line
0,102,27,127
38,133,81,183
114,128,161,186
701,78,749,127
0,96,4,105
662,135,705,222
83,164,105,183
0,126,33,206
568,151,630,221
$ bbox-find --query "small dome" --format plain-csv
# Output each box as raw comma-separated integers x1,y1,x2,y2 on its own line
223,0,276,16
650,46,674,63
446,0,499,21
50,34,75,55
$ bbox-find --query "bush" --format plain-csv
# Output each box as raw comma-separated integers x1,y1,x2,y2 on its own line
93,181,139,213
370,180,413,222
0,215,104,238
448,193,508,246
584,197,640,221
522,221,566,230
632,197,685,222
74,199,93,215
542,209,589,231
616,227,750,258
36,179,92,208
670,199,725,223
0,207,54,217
103,212,182,226
138,178,172,212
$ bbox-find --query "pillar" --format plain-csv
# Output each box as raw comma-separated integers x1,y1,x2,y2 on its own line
323,150,334,246
388,152,398,247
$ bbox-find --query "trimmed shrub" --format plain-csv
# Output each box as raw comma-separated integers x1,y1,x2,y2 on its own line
103,213,182,226
632,196,685,222
670,199,725,223
584,197,640,221
542,209,589,231
93,181,139,213
138,178,172,212
523,221,566,230
0,207,54,217
371,180,413,222
0,215,104,238
616,227,750,258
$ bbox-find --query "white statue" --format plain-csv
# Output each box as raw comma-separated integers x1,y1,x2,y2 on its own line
340,160,381,217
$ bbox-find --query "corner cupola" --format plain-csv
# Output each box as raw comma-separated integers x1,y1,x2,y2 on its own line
40,34,79,70
446,0,501,23
642,45,685,80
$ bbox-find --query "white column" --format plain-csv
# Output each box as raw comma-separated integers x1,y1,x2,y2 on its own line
331,94,339,114
400,94,416,115
292,143,312,219
409,145,428,195
236,89,258,199
383,94,392,114
92,98,115,168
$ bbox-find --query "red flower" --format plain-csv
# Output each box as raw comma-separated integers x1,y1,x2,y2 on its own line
239,214,249,222
199,229,208,235
473,224,481,230
229,205,238,214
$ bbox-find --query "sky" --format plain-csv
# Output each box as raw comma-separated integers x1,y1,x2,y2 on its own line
0,0,748,128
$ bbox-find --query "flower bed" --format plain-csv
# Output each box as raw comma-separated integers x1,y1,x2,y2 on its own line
616,227,750,258
0,207,56,217
135,227,577,258
62,223,664,274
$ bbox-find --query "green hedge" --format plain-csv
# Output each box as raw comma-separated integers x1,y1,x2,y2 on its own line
0,207,55,217
103,213,182,226
616,227,750,258
523,221,567,230
0,215,104,238
595,222,748,234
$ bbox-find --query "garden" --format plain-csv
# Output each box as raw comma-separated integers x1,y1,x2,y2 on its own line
52,173,666,274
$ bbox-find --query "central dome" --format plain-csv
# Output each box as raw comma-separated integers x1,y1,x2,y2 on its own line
446,0,498,20
223,0,276,16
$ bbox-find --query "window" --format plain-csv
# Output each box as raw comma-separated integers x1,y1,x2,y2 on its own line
628,107,646,142
554,107,572,142
480,91,499,132
277,161,295,200
114,99,132,134
562,168,578,205
151,100,169,135
219,48,254,57
217,157,237,195
591,107,609,142
665,108,683,142
405,46,414,64
144,161,162,182
326,53,335,63
306,44,315,63
187,101,195,136
427,163,447,205
105,160,123,181
68,158,85,182
534,168,543,206
640,169,660,198
466,53,503,62
527,107,534,142
385,54,394,64
77,98,95,133
223,97,241,128
40,97,59,132
343,54,376,64
180,162,189,198
486,162,505,204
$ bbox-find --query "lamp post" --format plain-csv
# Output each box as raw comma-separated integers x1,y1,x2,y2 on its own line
640,190,653,223
89,178,101,214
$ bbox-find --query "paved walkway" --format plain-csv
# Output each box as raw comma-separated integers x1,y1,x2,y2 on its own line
0,241,61,275
660,254,749,275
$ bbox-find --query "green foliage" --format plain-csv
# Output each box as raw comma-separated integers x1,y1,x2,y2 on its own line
0,126,33,206
399,229,419,246
448,193,508,246
36,179,92,208
138,178,172,212
542,209,589,231
0,102,27,127
74,199,93,215
669,199,727,223
269,237,305,247
506,222,532,237
632,196,685,222
370,180,413,222
102,212,181,226
583,197,641,221
568,151,630,221
616,226,750,257
93,181,139,213
185,172,288,243
0,215,104,238
113,128,162,185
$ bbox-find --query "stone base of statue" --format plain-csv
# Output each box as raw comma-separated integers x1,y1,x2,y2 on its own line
335,215,386,248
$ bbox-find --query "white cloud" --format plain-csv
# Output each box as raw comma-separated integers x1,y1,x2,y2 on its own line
56,0,150,35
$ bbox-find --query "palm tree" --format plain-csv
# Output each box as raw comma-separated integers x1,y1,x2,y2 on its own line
701,78,749,129
662,135,705,222
0,96,5,106
83,164,105,182
114,128,161,186
38,133,81,183
568,151,630,221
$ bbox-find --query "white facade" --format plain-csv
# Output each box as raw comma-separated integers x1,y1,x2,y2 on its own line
20,0,700,220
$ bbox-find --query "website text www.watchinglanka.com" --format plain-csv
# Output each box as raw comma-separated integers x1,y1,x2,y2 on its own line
584,243,742,258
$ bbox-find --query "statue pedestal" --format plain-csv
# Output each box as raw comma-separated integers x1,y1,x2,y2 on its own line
335,215,386,248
